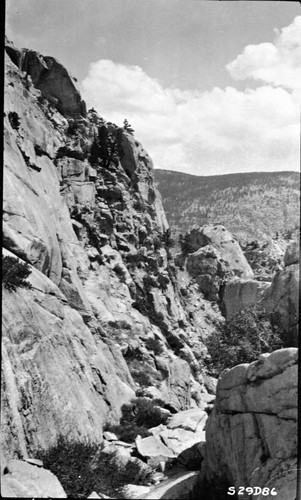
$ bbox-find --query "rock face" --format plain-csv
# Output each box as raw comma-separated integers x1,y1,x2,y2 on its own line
1,459,67,498
200,348,298,499
262,240,299,346
222,278,270,318
5,38,86,117
2,41,219,463
182,224,253,301
1,248,135,456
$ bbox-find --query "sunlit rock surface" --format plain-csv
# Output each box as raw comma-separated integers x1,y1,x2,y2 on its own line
222,278,270,317
262,240,299,346
199,348,298,500
184,224,253,301
1,459,67,498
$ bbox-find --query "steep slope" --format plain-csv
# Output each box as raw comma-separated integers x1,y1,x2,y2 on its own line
155,169,300,244
2,41,221,459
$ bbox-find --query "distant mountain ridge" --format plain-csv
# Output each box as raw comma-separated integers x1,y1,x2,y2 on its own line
155,169,300,244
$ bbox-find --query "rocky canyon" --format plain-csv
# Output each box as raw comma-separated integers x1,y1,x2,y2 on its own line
2,39,299,499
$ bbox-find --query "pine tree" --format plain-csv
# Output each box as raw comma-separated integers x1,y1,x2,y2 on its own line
123,119,134,135
2,256,32,292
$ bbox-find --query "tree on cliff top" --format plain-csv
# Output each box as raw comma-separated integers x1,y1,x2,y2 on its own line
123,119,134,135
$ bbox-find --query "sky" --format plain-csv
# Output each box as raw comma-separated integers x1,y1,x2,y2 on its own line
5,0,301,176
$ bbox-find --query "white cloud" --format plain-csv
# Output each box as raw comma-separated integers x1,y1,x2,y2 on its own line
81,17,300,176
226,16,301,94
82,60,177,115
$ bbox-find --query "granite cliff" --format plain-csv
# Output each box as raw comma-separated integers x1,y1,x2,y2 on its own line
2,40,220,461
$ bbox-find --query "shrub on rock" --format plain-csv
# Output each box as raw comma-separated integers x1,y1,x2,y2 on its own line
206,305,283,375
8,111,21,130
2,255,32,292
105,397,170,443
36,436,153,498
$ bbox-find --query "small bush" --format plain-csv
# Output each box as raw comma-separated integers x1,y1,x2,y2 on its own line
8,111,21,130
157,273,170,291
2,256,32,292
89,123,124,168
36,436,152,498
105,397,169,443
162,229,175,248
153,236,163,251
34,144,45,156
104,421,149,443
55,146,85,161
132,370,153,388
34,144,51,159
124,398,168,428
147,258,159,273
113,263,127,282
132,296,149,316
145,336,164,355
143,273,158,289
179,233,193,255
123,118,134,135
206,305,284,376
67,120,79,135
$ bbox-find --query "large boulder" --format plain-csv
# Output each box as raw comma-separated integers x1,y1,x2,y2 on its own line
137,358,193,413
186,225,253,301
1,459,67,498
283,240,299,266
186,225,253,277
176,441,205,470
222,278,270,317
164,359,191,412
146,409,208,459
135,435,175,460
200,348,298,499
121,484,152,499
262,240,299,346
